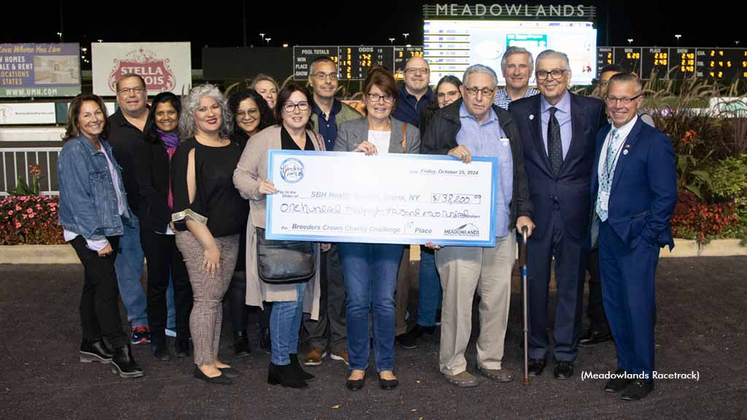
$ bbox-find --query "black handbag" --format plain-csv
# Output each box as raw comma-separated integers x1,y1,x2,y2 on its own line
256,227,315,284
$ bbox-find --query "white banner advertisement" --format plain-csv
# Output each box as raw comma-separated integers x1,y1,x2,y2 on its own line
0,103,56,125
91,42,191,96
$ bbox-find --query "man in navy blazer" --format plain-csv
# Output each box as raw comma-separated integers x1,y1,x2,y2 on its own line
508,50,606,379
591,73,677,400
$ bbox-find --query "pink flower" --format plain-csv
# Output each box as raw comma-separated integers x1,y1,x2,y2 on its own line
22,214,27,219
15,205,21,211
36,205,42,210
14,221,21,228
26,208,33,214
29,213,35,218
7,210,13,215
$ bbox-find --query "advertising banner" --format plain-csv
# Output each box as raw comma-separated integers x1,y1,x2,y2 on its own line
0,43,81,98
92,42,191,96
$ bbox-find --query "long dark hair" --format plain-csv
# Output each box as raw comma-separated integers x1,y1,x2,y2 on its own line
62,93,110,142
228,88,275,135
144,92,181,144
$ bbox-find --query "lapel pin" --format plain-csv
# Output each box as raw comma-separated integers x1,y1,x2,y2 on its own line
529,114,535,120
623,149,629,155
625,144,631,148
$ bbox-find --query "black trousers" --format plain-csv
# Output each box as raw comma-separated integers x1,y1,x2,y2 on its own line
70,235,128,348
140,229,192,344
585,249,610,333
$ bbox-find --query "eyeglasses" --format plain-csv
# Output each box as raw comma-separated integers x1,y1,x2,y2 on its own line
463,86,496,97
604,94,642,105
437,90,460,99
535,69,568,80
311,72,338,81
283,101,310,112
404,67,429,75
236,109,259,118
117,86,146,95
368,93,395,103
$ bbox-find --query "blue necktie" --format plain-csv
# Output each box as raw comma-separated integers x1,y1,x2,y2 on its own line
596,129,620,222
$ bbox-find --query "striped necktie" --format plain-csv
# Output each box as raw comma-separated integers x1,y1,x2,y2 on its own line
596,128,620,222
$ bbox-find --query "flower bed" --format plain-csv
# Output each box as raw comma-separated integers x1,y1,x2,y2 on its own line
0,195,64,245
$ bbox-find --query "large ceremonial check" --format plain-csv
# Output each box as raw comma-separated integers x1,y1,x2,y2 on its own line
265,150,499,247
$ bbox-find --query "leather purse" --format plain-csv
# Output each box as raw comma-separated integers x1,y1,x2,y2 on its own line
256,227,315,284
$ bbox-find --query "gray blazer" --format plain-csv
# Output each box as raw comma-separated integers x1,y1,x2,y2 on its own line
334,116,421,154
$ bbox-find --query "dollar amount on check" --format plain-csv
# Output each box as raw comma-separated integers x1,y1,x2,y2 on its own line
265,151,499,246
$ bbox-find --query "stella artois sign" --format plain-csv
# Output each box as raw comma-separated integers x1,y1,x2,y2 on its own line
92,42,191,96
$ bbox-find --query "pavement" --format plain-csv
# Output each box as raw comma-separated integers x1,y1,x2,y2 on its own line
1,257,745,419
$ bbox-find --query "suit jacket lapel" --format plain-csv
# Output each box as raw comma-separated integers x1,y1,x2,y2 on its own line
610,118,644,192
559,92,584,175
529,97,552,173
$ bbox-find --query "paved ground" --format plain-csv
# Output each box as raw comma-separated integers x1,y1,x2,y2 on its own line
1,257,745,419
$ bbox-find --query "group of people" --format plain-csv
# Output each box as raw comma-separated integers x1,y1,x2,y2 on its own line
57,46,677,400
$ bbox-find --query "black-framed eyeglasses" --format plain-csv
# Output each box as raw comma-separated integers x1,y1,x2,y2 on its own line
368,93,395,103
463,86,496,97
311,72,338,81
604,94,642,105
536,69,568,80
117,86,146,95
404,67,429,75
283,101,310,112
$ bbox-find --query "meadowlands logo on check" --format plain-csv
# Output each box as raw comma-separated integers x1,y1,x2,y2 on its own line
444,223,480,237
279,158,304,183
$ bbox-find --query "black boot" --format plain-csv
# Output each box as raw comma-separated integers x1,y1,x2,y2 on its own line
151,331,170,361
267,363,307,388
233,331,251,357
175,338,191,358
80,339,113,363
290,354,315,382
111,345,144,378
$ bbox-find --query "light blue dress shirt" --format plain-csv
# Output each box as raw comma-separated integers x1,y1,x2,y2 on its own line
540,90,573,159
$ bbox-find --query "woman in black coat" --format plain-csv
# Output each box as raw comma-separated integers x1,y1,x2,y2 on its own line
136,92,193,360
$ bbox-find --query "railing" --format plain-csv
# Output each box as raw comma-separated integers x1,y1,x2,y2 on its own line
0,147,62,196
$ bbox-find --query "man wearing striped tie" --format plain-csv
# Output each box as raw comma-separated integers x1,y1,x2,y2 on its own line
591,73,677,401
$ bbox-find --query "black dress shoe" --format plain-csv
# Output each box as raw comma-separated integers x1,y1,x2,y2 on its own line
346,372,366,391
553,361,574,380
378,374,398,390
621,380,654,401
233,331,251,357
80,339,113,363
111,345,143,378
175,339,191,358
194,366,233,385
396,333,418,349
290,354,315,382
218,367,241,379
151,341,171,361
579,328,613,347
605,369,633,393
527,358,546,377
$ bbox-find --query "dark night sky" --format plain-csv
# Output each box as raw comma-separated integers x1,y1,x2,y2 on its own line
1,1,743,65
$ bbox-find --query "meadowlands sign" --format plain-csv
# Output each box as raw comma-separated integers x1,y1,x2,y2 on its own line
424,4,596,19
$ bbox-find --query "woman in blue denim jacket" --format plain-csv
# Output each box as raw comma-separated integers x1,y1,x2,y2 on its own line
57,93,143,379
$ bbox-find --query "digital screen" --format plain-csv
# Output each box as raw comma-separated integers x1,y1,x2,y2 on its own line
293,46,423,81
423,20,597,85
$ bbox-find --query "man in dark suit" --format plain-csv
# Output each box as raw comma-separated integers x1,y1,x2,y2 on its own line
592,73,677,400
508,50,605,379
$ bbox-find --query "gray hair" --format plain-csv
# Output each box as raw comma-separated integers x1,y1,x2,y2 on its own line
179,84,233,139
607,73,643,95
463,64,498,87
536,49,570,70
500,46,534,74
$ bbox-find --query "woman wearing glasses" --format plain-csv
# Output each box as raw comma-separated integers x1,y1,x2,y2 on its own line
334,66,421,391
234,83,323,389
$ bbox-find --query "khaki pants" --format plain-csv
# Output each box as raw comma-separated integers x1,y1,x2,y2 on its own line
435,231,516,376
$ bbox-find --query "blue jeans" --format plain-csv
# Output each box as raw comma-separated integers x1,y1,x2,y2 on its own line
339,243,403,372
114,215,148,328
417,248,442,327
167,279,175,329
270,282,307,366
